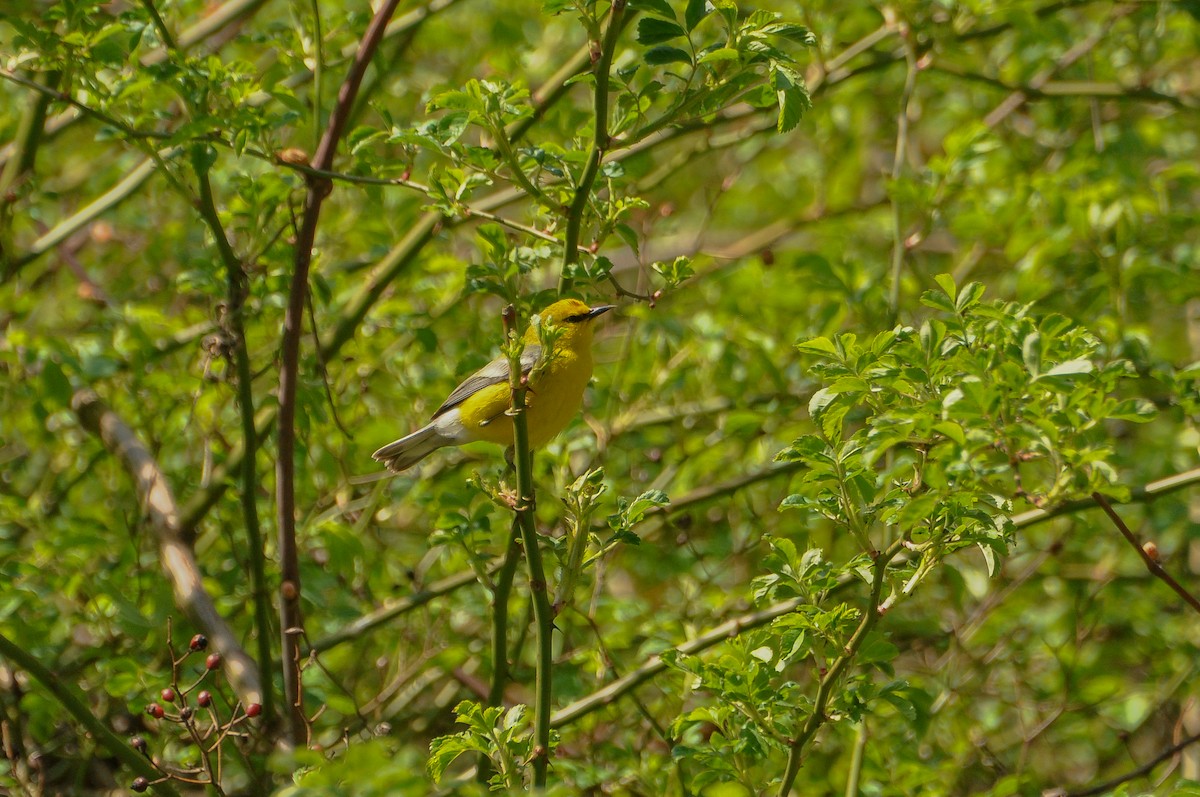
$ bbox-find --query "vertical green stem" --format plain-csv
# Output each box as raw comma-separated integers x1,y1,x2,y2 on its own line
0,71,58,199
844,721,868,797
559,0,627,292
478,517,522,784
192,150,276,726
504,306,554,787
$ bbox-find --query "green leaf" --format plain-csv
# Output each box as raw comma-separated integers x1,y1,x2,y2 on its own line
777,86,807,133
919,289,955,314
933,273,957,301
933,421,965,446
796,336,838,357
954,281,985,313
1033,358,1093,385
1043,358,1093,376
698,47,740,64
637,16,686,45
1109,398,1156,423
764,23,816,45
775,434,825,463
808,387,836,419
1022,332,1042,376
630,0,676,18
684,0,709,31
40,361,72,406
643,45,692,65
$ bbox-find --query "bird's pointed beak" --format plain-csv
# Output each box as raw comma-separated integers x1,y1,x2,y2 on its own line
587,304,616,319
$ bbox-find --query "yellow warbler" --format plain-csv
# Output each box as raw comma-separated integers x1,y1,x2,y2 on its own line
372,299,615,473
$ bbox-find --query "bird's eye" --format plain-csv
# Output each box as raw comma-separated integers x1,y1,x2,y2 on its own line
564,313,587,323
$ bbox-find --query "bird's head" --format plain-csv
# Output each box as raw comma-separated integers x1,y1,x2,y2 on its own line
525,299,615,348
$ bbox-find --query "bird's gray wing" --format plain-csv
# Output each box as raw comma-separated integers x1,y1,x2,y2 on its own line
431,345,542,419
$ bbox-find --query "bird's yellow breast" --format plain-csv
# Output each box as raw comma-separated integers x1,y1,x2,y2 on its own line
458,348,593,448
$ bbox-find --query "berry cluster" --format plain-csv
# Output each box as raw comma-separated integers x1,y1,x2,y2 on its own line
129,632,263,793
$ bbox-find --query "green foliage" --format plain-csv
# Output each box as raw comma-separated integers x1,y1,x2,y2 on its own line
428,701,535,789
2,0,1199,795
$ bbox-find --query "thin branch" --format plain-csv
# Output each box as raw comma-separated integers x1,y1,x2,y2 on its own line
1091,492,1200,616
980,9,1128,129
887,23,918,318
1011,467,1200,529
488,519,523,707
0,71,171,142
275,0,407,747
1065,731,1200,797
0,633,181,797
559,0,628,292
929,64,1194,110
0,71,59,202
70,390,263,708
308,568,485,653
477,518,523,784
308,0,325,153
777,544,900,796
7,157,160,277
191,148,276,727
845,721,868,797
138,0,178,50
503,304,554,787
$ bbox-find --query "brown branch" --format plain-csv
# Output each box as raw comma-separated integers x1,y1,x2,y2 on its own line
1066,730,1200,797
274,0,406,747
70,390,263,708
981,8,1130,129
930,65,1194,110
1091,492,1200,616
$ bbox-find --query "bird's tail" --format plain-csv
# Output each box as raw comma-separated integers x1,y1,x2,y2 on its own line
372,423,449,473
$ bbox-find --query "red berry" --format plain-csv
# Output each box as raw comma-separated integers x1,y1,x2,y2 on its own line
246,702,262,718
197,690,212,708
205,653,221,670
160,688,176,703
180,707,194,721
145,703,165,719
189,634,208,652
131,776,149,792
131,736,147,753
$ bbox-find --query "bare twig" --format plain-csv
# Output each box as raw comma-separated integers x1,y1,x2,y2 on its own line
274,0,407,747
0,633,181,796
887,19,919,317
981,9,1129,129
1066,731,1200,797
308,567,488,653
1091,492,1200,616
71,390,263,708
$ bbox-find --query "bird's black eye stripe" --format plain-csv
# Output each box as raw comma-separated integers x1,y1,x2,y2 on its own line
565,313,587,323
